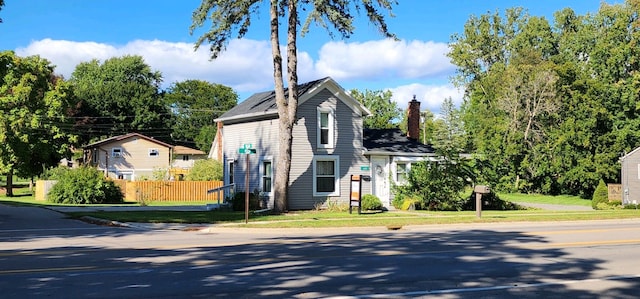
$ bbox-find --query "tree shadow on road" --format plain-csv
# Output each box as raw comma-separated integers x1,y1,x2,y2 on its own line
2,217,639,298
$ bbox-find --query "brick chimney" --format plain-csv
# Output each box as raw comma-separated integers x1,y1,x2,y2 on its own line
407,95,420,140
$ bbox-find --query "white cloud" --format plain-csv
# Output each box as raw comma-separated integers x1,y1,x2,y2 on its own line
16,38,278,92
389,83,463,113
315,39,454,81
15,38,458,100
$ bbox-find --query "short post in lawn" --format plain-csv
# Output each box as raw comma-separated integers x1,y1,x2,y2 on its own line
474,185,490,218
349,175,362,214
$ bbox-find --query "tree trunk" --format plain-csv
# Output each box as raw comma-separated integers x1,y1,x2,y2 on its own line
270,0,288,213
6,167,14,197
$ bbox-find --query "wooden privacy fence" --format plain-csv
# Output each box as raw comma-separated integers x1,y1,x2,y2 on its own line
36,180,224,202
121,180,224,202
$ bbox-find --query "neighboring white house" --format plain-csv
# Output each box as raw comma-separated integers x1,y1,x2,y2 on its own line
211,77,435,210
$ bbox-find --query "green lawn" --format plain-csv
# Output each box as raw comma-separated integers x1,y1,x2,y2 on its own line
498,193,592,206
3,191,635,228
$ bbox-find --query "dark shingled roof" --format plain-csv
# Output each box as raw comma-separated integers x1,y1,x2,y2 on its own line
363,128,435,155
217,77,329,121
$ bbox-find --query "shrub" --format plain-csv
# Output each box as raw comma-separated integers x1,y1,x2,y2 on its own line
361,194,383,211
231,191,261,211
47,167,123,204
623,203,639,209
392,150,474,211
186,159,223,181
462,191,522,211
40,166,71,180
591,179,609,210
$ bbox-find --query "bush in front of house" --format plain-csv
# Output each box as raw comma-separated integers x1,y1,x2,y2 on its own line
461,191,523,211
231,191,261,211
361,194,383,211
392,150,475,211
186,159,223,181
47,167,123,204
591,179,609,210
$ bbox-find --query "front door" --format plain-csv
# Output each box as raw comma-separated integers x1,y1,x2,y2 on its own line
371,156,389,207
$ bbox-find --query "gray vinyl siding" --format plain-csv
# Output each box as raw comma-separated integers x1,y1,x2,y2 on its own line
622,149,640,204
222,117,279,196
288,88,371,210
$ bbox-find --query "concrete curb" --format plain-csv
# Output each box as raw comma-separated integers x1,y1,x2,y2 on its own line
79,216,130,228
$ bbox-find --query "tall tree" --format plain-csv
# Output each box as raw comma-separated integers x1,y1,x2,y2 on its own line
432,97,466,152
0,51,78,196
0,0,4,23
191,0,396,212
70,55,170,144
164,80,238,152
350,89,401,129
449,1,640,196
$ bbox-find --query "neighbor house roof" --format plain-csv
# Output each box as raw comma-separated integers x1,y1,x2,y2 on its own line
215,77,371,123
173,145,205,155
363,128,435,156
83,133,173,149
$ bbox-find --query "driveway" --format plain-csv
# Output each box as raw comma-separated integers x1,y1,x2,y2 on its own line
515,202,593,211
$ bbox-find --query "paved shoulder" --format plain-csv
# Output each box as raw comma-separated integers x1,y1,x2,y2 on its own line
515,202,593,211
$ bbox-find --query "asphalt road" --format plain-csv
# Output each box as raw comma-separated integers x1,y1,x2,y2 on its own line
1,203,639,298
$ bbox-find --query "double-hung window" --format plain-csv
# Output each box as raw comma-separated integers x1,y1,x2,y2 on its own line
313,155,340,196
262,160,273,193
227,160,235,185
317,108,334,148
396,162,409,184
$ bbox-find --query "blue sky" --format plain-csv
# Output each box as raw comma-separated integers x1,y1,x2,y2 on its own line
1,1,613,112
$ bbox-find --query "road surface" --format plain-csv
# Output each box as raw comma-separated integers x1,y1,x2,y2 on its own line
1,203,639,298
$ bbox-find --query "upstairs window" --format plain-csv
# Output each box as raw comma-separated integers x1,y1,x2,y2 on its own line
182,155,189,161
149,148,159,157
112,148,122,158
317,108,334,148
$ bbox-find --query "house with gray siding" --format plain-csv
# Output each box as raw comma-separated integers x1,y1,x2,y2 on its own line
621,147,640,205
211,77,434,210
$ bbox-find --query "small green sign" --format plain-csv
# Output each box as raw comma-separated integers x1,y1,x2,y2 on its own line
239,148,256,154
360,166,370,171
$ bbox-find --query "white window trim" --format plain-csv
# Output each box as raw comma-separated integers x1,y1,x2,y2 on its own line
260,156,274,195
227,158,235,185
317,107,335,149
148,148,159,157
394,162,411,185
313,155,340,197
112,147,122,158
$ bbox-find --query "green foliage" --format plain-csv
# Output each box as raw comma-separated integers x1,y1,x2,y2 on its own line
185,159,223,181
350,89,402,129
164,80,238,152
361,194,383,211
40,166,71,180
591,179,609,210
0,51,78,196
462,191,523,211
448,3,640,196
398,196,422,211
69,55,169,144
315,199,349,212
47,167,123,204
231,191,260,212
393,150,475,211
